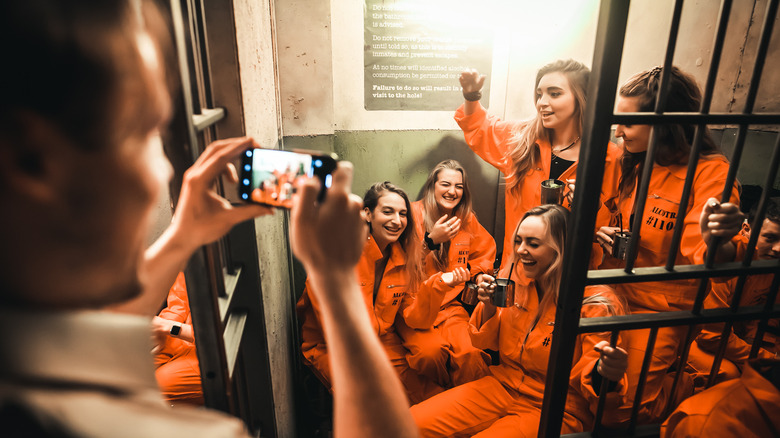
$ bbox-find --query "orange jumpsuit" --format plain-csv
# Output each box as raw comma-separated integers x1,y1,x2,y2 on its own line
661,360,780,437
410,272,627,438
597,155,739,425
454,103,622,267
687,234,779,386
297,235,453,404
395,201,496,387
154,272,203,405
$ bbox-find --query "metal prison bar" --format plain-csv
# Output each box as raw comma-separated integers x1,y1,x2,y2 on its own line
540,0,780,437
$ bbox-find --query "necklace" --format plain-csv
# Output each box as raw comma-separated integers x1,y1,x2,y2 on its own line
552,136,580,155
550,137,579,175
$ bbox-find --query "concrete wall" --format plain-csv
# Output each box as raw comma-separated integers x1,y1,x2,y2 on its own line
619,0,780,116
233,1,296,436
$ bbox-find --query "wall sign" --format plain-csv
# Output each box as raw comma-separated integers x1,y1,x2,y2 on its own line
364,0,493,111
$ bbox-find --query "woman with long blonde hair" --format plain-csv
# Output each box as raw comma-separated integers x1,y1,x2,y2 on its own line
411,205,628,437
457,60,622,267
395,160,496,389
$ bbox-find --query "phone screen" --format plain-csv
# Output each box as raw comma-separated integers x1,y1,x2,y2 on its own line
239,148,336,209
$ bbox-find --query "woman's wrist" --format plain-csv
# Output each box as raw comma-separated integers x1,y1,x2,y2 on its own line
424,232,441,250
307,270,359,304
479,302,496,327
463,90,482,101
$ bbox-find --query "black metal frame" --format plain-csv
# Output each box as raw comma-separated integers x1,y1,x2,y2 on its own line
540,0,780,436
160,0,276,435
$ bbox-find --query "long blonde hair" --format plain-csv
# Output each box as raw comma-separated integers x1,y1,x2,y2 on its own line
363,182,424,293
506,60,590,194
421,160,473,271
508,205,624,324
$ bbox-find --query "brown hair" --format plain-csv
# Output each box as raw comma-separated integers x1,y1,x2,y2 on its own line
0,0,173,152
506,59,590,193
363,182,424,292
617,66,722,200
421,160,473,271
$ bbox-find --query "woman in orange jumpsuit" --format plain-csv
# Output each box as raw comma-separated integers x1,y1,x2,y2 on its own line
457,60,622,267
395,159,496,388
411,205,628,437
297,181,469,404
153,272,203,406
661,359,780,437
594,66,741,425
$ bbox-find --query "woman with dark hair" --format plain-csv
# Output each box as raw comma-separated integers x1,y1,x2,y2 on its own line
297,181,469,404
457,60,622,267
594,66,740,425
411,205,628,437
395,159,496,389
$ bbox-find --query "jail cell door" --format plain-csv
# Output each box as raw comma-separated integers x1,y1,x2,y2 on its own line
160,0,277,435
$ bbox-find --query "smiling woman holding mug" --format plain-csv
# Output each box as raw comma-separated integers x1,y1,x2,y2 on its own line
410,204,629,437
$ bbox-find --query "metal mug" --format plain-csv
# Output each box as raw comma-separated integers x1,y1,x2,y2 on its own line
491,278,515,307
461,281,479,306
612,231,632,260
540,179,565,205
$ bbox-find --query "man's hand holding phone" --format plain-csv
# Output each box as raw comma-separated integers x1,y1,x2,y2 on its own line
290,161,366,278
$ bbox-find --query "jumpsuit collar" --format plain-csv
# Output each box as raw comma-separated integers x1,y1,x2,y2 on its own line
364,235,407,269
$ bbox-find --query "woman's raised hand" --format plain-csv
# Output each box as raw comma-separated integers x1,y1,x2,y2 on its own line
594,340,629,382
459,69,486,94
429,214,461,244
441,266,470,287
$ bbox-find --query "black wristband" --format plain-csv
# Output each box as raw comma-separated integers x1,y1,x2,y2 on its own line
463,90,482,102
424,232,441,251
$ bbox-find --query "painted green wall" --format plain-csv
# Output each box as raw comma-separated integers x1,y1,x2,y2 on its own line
283,130,501,235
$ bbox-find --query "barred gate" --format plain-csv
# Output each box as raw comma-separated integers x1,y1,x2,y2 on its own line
540,0,780,436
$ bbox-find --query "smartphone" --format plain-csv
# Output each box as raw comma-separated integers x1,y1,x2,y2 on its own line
238,148,338,209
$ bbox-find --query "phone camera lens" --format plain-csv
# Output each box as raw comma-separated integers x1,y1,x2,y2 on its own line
243,179,250,185
245,150,253,157
314,159,322,168
244,164,251,171
241,193,248,200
